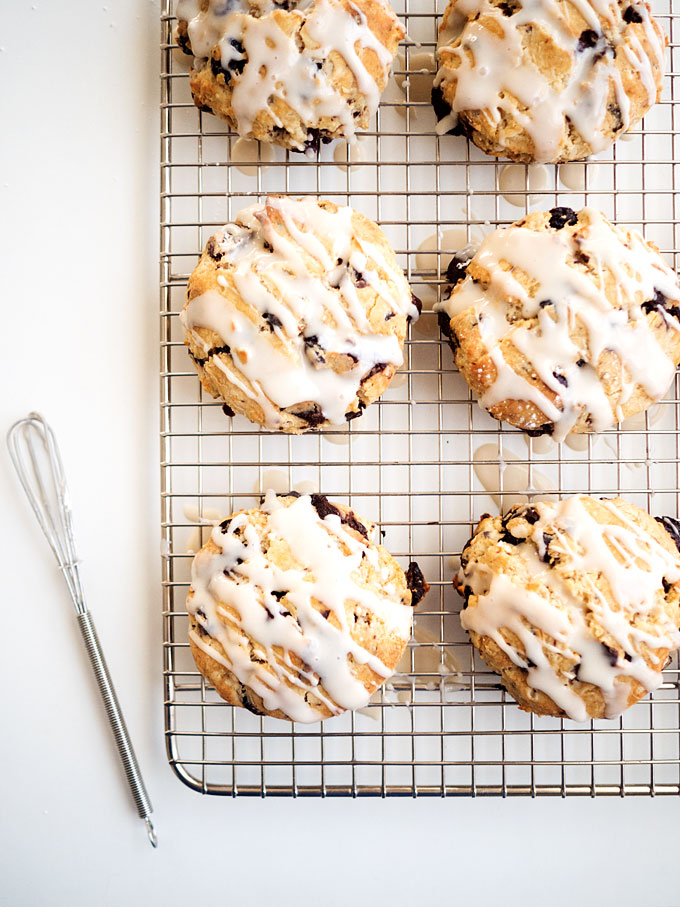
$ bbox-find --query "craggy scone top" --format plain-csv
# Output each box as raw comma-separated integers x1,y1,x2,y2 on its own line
181,195,419,433
187,491,428,722
433,0,666,162
457,497,680,720
177,0,404,150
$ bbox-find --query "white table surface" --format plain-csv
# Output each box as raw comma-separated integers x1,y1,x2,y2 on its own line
1,3,678,905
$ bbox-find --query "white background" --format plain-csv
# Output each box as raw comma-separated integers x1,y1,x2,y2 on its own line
1,3,678,905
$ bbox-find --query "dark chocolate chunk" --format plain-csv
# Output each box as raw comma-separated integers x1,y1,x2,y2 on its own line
271,590,287,601
431,86,467,135
361,362,386,383
542,532,559,566
642,289,680,323
263,240,273,252
500,528,525,546
321,608,331,619
623,5,643,22
240,685,264,716
577,28,599,51
498,0,519,14
446,249,475,285
210,39,246,82
293,404,326,427
553,371,569,387
405,562,429,606
219,518,231,533
548,207,578,230
576,358,586,368
206,237,223,261
524,657,537,669
539,299,554,309
601,642,619,666
345,401,366,421
437,309,460,353
517,506,540,524
607,103,623,132
656,516,680,554
298,128,334,154
461,585,473,610
525,423,555,437
177,29,193,56
223,556,244,577
310,493,368,538
262,311,282,330
352,267,368,289
206,343,232,358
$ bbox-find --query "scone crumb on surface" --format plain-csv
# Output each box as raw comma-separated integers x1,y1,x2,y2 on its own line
456,496,680,721
187,491,425,722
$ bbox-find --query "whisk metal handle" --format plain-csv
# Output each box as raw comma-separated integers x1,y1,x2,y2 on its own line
76,610,157,846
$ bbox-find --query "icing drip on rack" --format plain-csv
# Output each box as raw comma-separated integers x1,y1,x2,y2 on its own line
434,0,665,160
434,208,680,439
459,497,680,720
181,196,417,428
187,491,413,722
176,0,401,147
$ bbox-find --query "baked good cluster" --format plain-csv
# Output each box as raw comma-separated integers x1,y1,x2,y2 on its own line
175,0,680,722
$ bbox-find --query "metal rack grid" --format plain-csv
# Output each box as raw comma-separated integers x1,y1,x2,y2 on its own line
160,0,680,796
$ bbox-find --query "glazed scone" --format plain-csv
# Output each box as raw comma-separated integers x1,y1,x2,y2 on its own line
456,497,680,720
180,195,420,433
435,207,680,440
432,0,666,162
176,0,404,151
187,491,429,722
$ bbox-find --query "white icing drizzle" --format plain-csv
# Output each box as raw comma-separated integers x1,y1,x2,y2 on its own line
187,491,413,722
473,442,557,509
231,137,274,176
176,0,402,148
498,163,550,207
394,50,437,102
434,208,680,440
434,0,665,161
459,496,680,720
181,196,416,428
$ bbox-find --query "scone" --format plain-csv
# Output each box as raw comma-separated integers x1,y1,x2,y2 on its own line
176,0,404,151
456,497,680,720
435,207,680,440
432,0,666,162
186,491,429,722
180,195,420,432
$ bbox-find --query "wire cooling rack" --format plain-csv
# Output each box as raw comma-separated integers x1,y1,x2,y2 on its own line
160,0,680,796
